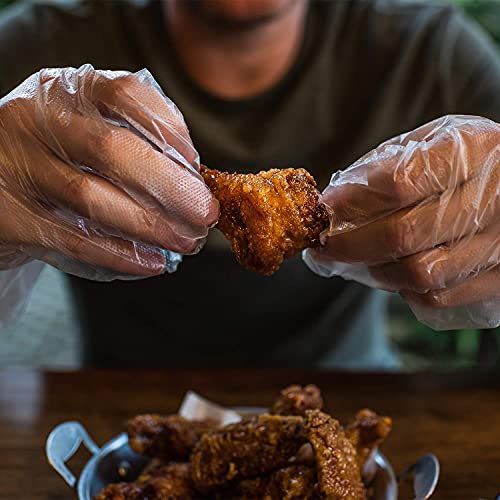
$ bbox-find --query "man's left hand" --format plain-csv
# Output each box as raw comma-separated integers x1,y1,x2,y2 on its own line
308,115,500,316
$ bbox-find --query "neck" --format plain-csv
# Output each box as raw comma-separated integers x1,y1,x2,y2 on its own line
164,1,307,100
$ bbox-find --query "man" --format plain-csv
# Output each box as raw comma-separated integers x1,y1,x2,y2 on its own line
0,0,499,368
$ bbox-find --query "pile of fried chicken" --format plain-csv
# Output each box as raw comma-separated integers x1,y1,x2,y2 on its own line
96,385,391,500
201,166,330,275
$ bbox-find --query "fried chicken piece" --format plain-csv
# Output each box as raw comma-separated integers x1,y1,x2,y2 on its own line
137,461,189,484
94,483,143,500
255,465,318,500
344,409,392,469
271,384,324,416
127,414,216,461
216,465,319,499
139,462,196,499
215,476,269,500
190,414,307,492
201,166,329,275
95,462,197,500
268,384,322,470
136,457,169,479
305,410,366,500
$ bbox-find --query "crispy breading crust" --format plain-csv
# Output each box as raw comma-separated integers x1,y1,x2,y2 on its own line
344,409,392,469
94,462,195,500
127,414,216,461
94,483,143,500
201,166,329,275
305,410,366,500
190,414,307,492
216,465,319,499
271,384,324,416
96,390,393,500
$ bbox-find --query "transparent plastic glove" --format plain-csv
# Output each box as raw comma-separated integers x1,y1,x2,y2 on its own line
0,64,219,282
304,115,500,330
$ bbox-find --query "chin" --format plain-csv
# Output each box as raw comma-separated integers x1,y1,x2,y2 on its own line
193,0,300,25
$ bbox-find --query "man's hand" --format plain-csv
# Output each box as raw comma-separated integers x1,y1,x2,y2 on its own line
0,65,219,278
306,115,500,327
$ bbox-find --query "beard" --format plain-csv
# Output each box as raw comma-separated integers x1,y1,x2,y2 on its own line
181,0,301,32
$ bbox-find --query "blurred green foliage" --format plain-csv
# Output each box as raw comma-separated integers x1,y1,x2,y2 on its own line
454,0,500,44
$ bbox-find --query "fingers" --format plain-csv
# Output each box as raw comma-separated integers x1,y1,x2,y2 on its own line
402,264,500,309
46,111,219,240
319,159,500,264
33,227,167,277
322,116,500,232
1,190,166,276
1,66,216,279
370,221,500,293
32,151,202,254
38,66,198,168
80,68,199,168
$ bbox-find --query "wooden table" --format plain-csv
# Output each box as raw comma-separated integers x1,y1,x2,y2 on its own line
1,370,500,499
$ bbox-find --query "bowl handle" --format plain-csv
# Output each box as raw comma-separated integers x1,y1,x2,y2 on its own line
46,421,100,488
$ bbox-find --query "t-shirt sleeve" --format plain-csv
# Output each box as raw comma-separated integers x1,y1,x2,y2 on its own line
436,7,500,122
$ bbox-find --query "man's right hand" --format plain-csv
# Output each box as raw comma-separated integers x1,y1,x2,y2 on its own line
0,65,219,278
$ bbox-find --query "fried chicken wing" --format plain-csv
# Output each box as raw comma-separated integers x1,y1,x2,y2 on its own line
137,461,189,483
128,414,216,461
259,465,318,500
190,414,307,492
271,384,324,416
95,462,196,500
98,387,394,500
305,410,366,500
201,166,329,275
94,483,144,500
136,457,169,479
216,465,318,500
344,409,392,469
139,462,196,499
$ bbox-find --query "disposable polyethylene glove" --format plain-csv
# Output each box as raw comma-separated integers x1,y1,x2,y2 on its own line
304,115,500,330
0,64,219,281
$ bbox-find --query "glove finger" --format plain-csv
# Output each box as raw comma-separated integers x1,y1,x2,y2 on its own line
370,221,500,293
318,158,500,264
1,189,166,276
44,111,219,240
26,222,166,277
401,264,500,309
38,66,198,168
29,146,202,254
322,115,500,233
82,67,199,168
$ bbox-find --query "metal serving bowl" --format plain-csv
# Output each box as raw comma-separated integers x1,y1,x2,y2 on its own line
46,420,399,500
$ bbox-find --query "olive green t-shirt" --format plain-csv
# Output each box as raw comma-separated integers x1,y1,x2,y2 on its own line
1,0,499,368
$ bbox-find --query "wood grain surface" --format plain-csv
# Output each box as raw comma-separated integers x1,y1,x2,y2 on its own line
1,370,499,499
